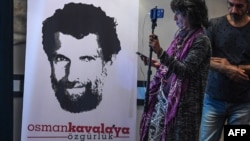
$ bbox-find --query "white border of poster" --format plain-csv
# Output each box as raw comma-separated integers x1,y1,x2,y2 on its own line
21,0,138,141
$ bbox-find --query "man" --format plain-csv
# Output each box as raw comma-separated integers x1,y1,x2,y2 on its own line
200,0,250,140
42,3,121,113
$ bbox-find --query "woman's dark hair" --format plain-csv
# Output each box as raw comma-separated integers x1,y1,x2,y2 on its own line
171,0,209,28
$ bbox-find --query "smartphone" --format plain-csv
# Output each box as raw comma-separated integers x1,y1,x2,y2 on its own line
150,8,164,20
136,52,148,59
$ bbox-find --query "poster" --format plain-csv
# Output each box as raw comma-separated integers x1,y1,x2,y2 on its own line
21,0,138,140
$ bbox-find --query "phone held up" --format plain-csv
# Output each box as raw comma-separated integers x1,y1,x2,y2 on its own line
136,52,148,60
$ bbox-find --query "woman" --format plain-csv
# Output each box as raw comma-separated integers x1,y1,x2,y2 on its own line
139,0,211,140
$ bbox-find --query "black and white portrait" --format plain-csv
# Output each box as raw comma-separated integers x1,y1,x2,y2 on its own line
42,3,121,113
22,0,138,140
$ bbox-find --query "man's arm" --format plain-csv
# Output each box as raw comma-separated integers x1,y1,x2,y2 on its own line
210,57,249,82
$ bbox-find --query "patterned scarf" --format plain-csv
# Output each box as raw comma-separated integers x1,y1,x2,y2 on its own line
140,28,204,141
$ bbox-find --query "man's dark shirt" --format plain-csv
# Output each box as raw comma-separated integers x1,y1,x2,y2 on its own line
205,15,250,102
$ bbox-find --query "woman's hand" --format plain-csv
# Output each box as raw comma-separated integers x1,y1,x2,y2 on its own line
140,56,160,68
149,34,163,56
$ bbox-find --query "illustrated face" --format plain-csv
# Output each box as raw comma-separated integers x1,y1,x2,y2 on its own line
51,33,106,113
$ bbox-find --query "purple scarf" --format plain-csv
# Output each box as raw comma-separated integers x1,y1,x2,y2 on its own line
140,28,204,141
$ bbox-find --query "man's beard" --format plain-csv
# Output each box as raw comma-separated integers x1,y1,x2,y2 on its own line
51,76,103,113
230,13,245,22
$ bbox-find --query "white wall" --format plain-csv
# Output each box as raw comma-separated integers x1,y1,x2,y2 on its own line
14,0,228,141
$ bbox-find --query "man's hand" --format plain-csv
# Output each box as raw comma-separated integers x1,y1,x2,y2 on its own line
238,64,250,75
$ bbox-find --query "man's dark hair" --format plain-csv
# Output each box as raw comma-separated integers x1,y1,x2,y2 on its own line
170,0,209,28
42,3,121,63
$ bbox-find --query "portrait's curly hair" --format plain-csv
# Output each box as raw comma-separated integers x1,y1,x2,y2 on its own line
170,0,209,28
42,3,121,63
